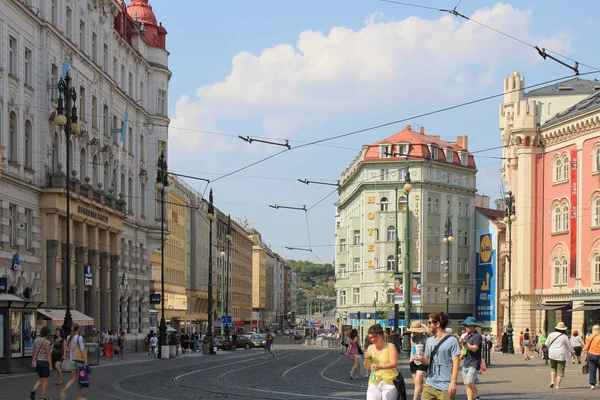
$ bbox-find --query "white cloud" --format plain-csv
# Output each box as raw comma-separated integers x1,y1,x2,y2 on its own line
171,2,572,152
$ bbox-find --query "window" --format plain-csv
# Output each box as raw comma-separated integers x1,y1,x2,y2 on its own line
51,63,58,98
562,156,569,180
458,201,463,217
92,155,98,186
387,255,395,271
434,257,440,272
140,135,145,161
379,144,392,158
429,144,439,160
444,148,453,162
596,147,600,172
427,256,432,272
435,227,440,243
397,143,409,156
457,259,462,274
426,288,432,303
339,264,346,278
51,0,57,24
140,183,146,217
554,258,568,285
339,290,347,305
128,127,133,153
140,81,145,105
79,86,86,121
594,253,600,283
9,36,17,76
460,151,468,166
24,120,32,169
128,72,133,95
9,111,17,162
380,197,389,211
92,33,97,62
128,177,133,213
387,226,396,242
353,230,360,245
103,161,110,190
434,288,439,303
79,19,86,49
103,105,109,136
80,148,87,179
380,168,389,181
353,288,360,304
91,96,98,128
24,48,32,85
464,259,469,274
428,197,432,213
464,201,469,217
158,89,166,115
353,258,360,273
554,158,562,182
435,198,440,213
339,239,347,252
66,7,72,39
562,258,568,284
562,204,569,232
103,44,109,71
24,209,33,249
447,197,452,215
553,205,562,232
120,65,125,90
463,231,469,246
9,204,17,247
112,57,118,81
427,226,432,242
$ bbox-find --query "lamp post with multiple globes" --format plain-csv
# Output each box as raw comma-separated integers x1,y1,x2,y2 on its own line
504,191,516,354
154,150,169,357
442,216,454,318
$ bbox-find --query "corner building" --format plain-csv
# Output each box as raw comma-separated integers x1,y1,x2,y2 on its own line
335,126,477,335
500,73,600,341
0,0,170,341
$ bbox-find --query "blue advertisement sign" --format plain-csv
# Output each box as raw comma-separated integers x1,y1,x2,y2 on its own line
476,233,496,322
0,277,7,293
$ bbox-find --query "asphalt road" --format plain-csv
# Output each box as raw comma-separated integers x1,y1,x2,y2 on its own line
2,339,599,399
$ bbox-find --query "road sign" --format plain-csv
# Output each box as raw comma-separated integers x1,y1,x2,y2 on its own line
309,322,316,328
387,319,406,327
310,280,317,287
315,321,321,328
388,318,395,327
221,315,232,324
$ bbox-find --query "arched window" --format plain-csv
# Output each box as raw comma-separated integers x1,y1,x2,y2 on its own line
128,177,133,213
52,132,60,172
553,205,561,232
387,226,396,241
92,154,99,186
398,195,407,212
380,197,389,212
112,169,117,193
79,148,87,180
596,147,600,172
561,257,568,284
24,120,32,169
594,253,600,283
553,258,561,285
554,158,561,182
562,204,569,231
435,198,440,213
9,111,17,162
594,197,600,227
562,156,569,180
427,197,432,212
103,161,110,190
120,172,125,196
387,255,395,271
140,183,146,217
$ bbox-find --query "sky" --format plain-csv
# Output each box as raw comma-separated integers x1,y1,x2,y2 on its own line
147,0,600,264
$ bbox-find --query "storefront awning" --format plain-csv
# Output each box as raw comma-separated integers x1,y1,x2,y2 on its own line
37,309,94,326
531,303,571,311
570,304,600,312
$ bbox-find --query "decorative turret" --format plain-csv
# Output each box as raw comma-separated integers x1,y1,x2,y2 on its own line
126,0,167,49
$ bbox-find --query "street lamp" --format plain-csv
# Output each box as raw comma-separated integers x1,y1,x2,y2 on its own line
54,72,80,337
206,189,216,354
401,167,412,354
503,191,516,354
225,215,232,335
154,150,169,358
442,216,454,318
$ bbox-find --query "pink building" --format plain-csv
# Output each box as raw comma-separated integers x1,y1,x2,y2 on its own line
500,72,600,343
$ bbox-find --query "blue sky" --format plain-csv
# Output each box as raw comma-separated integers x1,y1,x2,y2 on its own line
147,0,600,263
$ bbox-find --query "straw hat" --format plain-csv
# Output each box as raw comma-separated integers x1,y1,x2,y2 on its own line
555,321,568,331
406,320,428,333
592,325,600,335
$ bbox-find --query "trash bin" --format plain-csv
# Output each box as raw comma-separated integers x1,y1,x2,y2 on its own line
202,343,211,355
161,345,170,359
86,343,100,366
169,345,177,358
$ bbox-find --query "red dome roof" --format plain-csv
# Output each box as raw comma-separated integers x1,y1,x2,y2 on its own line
127,0,157,26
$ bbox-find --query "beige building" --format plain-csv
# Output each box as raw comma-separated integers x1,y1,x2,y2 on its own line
249,230,267,330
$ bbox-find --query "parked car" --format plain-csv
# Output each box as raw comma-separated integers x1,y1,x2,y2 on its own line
250,334,266,347
234,335,254,350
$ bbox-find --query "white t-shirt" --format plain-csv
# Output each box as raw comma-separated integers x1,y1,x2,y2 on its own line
150,336,158,347
546,332,574,361
67,334,84,360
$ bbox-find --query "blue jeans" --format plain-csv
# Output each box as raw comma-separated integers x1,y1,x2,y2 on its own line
588,354,600,386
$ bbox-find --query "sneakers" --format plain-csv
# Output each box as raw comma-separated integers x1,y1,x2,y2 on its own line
549,382,554,388
556,385,561,389
591,385,596,390
60,389,67,400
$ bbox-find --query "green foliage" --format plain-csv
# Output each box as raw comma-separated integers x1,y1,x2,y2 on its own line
289,260,335,314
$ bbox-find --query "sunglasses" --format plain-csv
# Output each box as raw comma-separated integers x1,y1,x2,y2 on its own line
428,320,439,325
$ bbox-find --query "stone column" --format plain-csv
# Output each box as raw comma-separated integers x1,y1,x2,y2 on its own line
110,254,120,331
99,252,110,331
46,240,59,305
75,247,86,312
88,249,99,325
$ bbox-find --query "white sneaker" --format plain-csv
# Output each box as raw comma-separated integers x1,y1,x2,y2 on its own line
549,382,554,388
556,385,561,389
591,385,595,390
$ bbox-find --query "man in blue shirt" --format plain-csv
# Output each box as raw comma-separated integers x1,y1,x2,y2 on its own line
458,316,483,400
421,312,461,400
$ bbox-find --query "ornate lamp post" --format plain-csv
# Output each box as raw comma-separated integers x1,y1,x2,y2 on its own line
206,189,216,354
218,215,232,336
504,191,516,354
54,72,80,337
154,150,169,357
401,167,412,354
442,216,454,318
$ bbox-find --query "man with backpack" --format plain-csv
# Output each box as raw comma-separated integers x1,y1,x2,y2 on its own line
421,312,461,400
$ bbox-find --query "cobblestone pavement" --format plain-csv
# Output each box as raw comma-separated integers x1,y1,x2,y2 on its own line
2,340,599,399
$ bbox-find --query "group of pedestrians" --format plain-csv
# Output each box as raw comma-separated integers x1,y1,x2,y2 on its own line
90,327,127,360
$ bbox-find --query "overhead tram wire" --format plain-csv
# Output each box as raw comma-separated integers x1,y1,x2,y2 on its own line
209,71,600,184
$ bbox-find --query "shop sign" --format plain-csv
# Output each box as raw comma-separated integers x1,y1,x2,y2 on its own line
572,288,600,295
84,264,93,286
150,293,161,304
77,206,109,223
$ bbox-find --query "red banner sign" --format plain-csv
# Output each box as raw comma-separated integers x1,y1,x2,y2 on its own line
570,150,578,278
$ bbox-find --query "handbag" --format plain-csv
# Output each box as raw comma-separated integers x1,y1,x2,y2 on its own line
77,365,90,388
583,364,590,375
393,370,408,400
480,359,487,372
71,335,86,363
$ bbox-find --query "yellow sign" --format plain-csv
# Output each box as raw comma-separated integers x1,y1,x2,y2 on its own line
367,196,375,204
367,212,375,220
368,260,373,268
479,234,492,264
367,244,374,252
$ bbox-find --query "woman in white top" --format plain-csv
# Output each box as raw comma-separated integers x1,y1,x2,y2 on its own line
569,329,585,364
546,322,575,389
60,323,88,400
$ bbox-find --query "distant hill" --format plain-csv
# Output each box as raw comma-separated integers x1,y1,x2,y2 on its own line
289,260,335,315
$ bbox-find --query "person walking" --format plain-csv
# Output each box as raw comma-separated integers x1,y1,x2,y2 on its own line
149,333,158,358
421,312,461,400
584,325,600,390
346,328,362,379
570,330,584,364
363,324,398,400
458,317,483,400
406,321,428,400
264,328,276,358
30,326,53,400
118,330,127,359
51,328,67,385
546,321,575,389
523,328,532,361
540,331,549,365
61,323,88,400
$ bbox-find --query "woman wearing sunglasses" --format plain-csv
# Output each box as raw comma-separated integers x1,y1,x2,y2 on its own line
363,324,398,400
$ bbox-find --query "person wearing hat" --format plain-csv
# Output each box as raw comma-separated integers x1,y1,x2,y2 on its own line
407,321,429,400
569,329,584,364
584,325,600,390
546,321,576,389
457,317,482,400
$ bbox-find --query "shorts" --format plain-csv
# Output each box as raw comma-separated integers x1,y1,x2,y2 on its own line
35,360,50,378
462,366,478,384
550,359,566,377
410,361,428,374
69,360,84,371
421,383,456,400
265,343,272,351
574,347,582,357
523,341,529,346
350,354,361,359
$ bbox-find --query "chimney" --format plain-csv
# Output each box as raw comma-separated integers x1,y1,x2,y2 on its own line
431,135,440,141
420,126,425,135
456,135,468,150
405,124,412,131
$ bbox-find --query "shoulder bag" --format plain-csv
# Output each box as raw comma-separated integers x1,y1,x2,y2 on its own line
71,335,86,363
428,334,454,374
